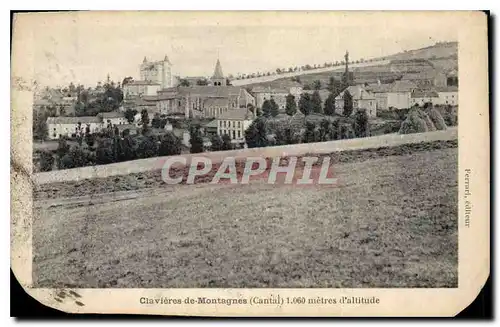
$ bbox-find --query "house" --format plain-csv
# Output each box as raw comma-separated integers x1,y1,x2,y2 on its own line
216,108,255,144
116,124,139,136
123,80,161,98
410,90,440,107
97,111,128,126
203,98,231,118
203,120,219,136
335,85,377,117
435,86,459,106
370,80,418,110
251,86,290,111
46,116,102,140
401,69,448,88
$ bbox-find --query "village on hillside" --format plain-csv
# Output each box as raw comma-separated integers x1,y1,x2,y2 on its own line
32,41,458,172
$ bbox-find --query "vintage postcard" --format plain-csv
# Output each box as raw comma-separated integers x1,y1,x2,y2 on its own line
11,11,489,316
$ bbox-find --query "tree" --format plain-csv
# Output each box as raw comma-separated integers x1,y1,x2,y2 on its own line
33,110,48,140
196,78,209,86
324,92,336,116
303,121,319,143
329,119,339,140
189,125,204,153
298,93,312,116
285,94,297,116
60,145,94,169
274,125,300,145
221,134,232,150
84,132,95,148
122,76,134,86
56,138,70,159
136,136,159,158
353,110,369,137
124,109,138,123
245,117,268,148
262,99,272,118
312,80,322,90
319,119,331,141
311,90,323,114
151,113,162,128
210,134,223,151
119,135,136,161
327,76,342,96
179,79,191,87
140,109,150,134
269,98,280,117
343,90,353,117
159,132,182,156
39,150,54,172
95,138,116,164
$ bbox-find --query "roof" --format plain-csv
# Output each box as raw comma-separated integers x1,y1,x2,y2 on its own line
389,80,418,93
46,116,101,124
435,86,458,92
338,85,375,100
303,89,331,103
217,108,254,120
251,86,289,94
204,120,219,128
126,80,161,86
97,111,125,119
179,86,242,98
133,97,158,106
366,83,392,93
204,98,229,107
212,59,224,79
411,90,439,98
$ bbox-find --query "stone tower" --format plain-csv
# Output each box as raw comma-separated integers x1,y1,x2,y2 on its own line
211,59,226,86
140,55,174,89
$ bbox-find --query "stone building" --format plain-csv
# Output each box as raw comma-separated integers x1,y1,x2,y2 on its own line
140,55,174,89
155,59,255,118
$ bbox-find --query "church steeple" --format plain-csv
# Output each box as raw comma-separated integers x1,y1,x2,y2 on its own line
211,59,226,86
143,56,147,63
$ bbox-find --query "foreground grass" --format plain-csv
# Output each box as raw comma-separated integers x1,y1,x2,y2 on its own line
33,147,458,288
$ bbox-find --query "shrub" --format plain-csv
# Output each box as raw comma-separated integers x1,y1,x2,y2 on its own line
39,150,55,172
399,109,429,134
60,146,95,169
159,132,182,156
136,136,158,159
426,108,447,130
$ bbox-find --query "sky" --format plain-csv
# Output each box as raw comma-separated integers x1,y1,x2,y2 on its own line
18,11,460,88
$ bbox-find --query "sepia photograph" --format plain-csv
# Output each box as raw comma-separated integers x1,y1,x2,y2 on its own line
10,10,489,316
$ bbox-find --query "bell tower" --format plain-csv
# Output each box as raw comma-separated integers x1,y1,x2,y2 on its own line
211,59,226,86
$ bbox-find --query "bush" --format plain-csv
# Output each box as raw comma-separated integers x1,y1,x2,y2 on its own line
399,109,429,134
59,146,95,169
136,136,159,158
39,150,54,172
210,134,223,152
426,107,447,130
159,132,182,156
95,138,116,164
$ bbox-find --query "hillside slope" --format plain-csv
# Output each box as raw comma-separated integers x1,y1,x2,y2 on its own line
233,41,458,88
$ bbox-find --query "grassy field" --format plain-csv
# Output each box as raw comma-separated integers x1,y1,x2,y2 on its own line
33,147,458,288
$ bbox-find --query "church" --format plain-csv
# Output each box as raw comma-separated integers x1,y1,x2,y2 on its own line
156,59,255,118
